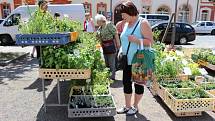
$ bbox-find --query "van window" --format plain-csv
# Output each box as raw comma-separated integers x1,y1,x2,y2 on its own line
146,15,169,20
200,22,205,26
4,13,21,26
0,19,4,24
206,22,213,26
140,15,145,18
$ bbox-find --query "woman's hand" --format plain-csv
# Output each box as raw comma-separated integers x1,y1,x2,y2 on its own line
128,35,139,44
143,39,151,46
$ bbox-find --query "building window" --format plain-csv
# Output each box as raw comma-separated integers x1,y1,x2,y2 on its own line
25,0,35,5
2,3,10,19
178,5,190,23
83,2,92,15
157,6,170,14
142,6,150,14
97,2,107,16
201,10,208,21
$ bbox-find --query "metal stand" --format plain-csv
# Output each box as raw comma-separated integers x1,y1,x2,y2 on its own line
40,46,67,113
42,78,67,113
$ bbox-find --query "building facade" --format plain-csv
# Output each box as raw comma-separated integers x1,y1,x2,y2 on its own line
199,0,215,21
1,0,215,23
0,0,13,19
71,0,201,24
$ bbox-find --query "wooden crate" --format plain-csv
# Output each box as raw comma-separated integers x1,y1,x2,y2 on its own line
160,75,188,81
165,88,215,113
155,82,166,101
39,69,91,79
207,90,215,111
150,81,158,96
208,90,215,95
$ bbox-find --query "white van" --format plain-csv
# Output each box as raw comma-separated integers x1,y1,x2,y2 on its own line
139,14,170,26
0,4,85,45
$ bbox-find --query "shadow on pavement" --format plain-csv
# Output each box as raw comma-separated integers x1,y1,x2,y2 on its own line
24,78,53,92
110,79,123,88
126,113,150,121
36,81,116,121
0,56,38,82
153,96,215,121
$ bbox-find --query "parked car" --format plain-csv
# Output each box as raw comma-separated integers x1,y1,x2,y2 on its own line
191,21,215,35
0,4,85,46
152,22,196,44
0,19,4,24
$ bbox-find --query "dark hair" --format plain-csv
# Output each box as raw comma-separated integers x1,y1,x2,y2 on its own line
54,12,60,17
38,0,48,7
117,1,139,16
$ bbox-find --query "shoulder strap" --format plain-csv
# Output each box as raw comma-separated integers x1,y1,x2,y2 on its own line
126,20,140,55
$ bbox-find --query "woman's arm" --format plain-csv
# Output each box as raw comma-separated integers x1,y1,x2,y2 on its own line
114,32,121,49
140,19,154,46
128,19,153,46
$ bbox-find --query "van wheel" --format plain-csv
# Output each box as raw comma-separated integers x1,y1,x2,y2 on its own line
0,35,13,46
179,37,187,45
211,30,215,35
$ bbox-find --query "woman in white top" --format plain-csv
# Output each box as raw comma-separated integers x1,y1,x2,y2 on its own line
84,13,96,32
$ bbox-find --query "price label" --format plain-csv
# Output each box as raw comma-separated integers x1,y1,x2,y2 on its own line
182,59,188,65
212,48,215,55
183,67,192,75
199,68,208,75
176,50,184,56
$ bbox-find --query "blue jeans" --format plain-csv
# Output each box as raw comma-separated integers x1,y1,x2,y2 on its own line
104,53,116,78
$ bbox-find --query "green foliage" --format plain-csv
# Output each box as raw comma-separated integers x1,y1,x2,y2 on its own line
201,83,215,90
92,85,109,95
152,30,161,42
154,47,185,80
187,62,201,76
160,80,194,88
169,87,210,99
41,32,101,69
152,42,165,52
95,96,114,107
194,49,215,65
19,8,82,34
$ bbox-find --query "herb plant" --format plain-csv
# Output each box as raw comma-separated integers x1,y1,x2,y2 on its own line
169,87,210,99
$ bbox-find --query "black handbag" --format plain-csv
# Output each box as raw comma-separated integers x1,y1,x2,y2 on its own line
101,39,116,54
118,20,140,70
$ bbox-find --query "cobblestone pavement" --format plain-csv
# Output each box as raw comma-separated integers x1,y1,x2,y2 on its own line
0,47,215,121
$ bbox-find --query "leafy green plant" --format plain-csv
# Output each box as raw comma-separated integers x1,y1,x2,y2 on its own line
153,30,161,42
188,62,201,76
160,80,194,88
19,8,82,34
91,68,112,86
193,49,215,65
201,83,215,90
92,85,109,95
95,96,114,108
169,87,210,99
